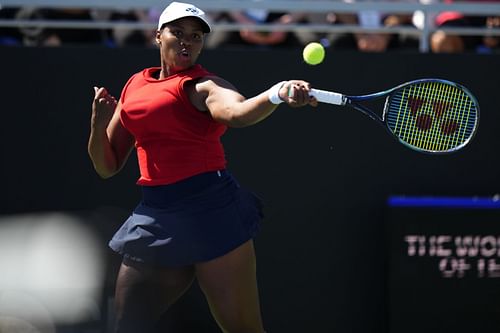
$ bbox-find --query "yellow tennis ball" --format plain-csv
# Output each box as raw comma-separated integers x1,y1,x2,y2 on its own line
303,42,325,65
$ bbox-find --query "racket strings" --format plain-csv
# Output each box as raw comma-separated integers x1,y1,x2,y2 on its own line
421,82,441,150
432,82,472,150
427,82,452,150
411,83,434,149
409,82,442,150
386,81,478,152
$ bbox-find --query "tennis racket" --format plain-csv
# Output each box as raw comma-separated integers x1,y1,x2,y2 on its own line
310,78,479,154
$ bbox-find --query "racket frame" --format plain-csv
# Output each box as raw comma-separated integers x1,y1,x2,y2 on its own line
311,78,480,154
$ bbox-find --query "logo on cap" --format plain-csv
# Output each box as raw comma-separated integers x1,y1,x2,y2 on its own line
185,7,199,14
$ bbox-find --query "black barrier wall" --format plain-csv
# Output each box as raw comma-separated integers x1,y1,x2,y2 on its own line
1,46,499,333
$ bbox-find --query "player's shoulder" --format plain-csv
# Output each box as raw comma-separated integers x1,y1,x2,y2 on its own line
197,74,233,88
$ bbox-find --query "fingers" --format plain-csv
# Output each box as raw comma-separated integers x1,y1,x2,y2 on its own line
93,86,117,107
283,80,317,107
286,82,308,104
93,86,113,100
94,86,109,99
101,95,118,108
94,86,103,98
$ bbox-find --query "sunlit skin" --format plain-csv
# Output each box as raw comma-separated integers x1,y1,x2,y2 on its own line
155,17,205,77
431,30,464,53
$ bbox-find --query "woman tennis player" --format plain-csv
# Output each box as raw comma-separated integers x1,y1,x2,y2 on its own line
88,2,317,332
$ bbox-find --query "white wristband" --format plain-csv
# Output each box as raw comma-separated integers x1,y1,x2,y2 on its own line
268,81,287,105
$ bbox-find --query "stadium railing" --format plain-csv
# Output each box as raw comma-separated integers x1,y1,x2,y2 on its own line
1,0,499,51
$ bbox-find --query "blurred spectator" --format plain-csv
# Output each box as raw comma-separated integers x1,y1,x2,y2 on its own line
325,9,417,52
202,0,420,52
2,1,497,52
0,6,22,46
202,10,228,48
274,0,418,52
480,15,500,52
429,0,500,53
95,9,153,47
204,9,301,49
430,10,480,52
277,11,338,46
352,10,399,52
16,7,105,46
204,3,343,49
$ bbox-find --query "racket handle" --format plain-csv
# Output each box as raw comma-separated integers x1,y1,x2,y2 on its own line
310,89,344,105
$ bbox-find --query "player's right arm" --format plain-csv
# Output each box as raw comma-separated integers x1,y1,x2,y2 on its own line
88,87,135,179
191,76,317,128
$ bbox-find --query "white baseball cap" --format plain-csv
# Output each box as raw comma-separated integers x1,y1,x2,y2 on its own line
157,2,212,33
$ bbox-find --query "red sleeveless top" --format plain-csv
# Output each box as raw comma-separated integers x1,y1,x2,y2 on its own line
119,64,227,186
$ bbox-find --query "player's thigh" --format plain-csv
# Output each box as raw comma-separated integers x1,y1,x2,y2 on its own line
195,240,264,332
114,259,195,332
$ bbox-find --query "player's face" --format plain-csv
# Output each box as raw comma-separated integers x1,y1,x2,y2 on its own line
156,17,205,74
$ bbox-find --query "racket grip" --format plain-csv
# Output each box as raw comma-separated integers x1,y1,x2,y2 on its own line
310,89,344,105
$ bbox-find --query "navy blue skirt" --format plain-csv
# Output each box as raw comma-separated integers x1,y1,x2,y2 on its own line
109,170,263,267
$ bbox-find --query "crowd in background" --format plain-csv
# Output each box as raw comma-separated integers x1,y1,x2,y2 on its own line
0,3,498,53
